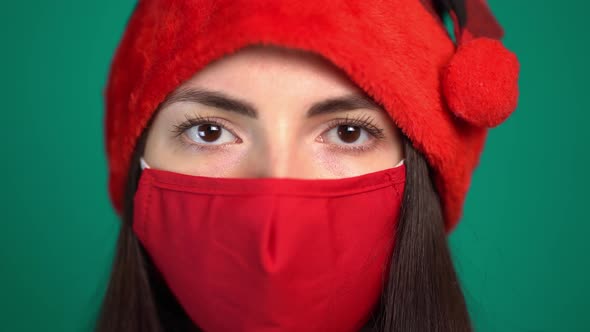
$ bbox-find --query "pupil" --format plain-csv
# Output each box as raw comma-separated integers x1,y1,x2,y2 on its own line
337,125,360,143
197,124,221,142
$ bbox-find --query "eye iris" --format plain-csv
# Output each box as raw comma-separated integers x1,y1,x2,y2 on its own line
337,125,361,143
197,124,221,142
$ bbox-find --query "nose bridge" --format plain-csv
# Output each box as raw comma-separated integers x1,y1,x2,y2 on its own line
269,145,303,178
254,125,305,178
258,142,296,179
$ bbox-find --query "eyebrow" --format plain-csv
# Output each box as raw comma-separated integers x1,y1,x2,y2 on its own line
161,87,382,118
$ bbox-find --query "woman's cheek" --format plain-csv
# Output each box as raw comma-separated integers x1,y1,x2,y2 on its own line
311,142,400,178
166,146,249,177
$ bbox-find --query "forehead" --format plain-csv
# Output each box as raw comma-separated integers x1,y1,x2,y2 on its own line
181,44,365,97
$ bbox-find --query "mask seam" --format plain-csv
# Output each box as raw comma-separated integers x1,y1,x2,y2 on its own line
147,179,404,198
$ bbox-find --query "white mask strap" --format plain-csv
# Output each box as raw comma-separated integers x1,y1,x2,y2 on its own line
140,157,151,170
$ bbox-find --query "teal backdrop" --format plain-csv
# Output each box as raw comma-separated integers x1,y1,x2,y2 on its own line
1,1,588,331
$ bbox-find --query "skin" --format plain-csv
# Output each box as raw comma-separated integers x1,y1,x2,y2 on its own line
143,44,404,179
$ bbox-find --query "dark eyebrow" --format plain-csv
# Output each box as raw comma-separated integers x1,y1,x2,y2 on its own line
162,87,381,118
162,87,258,118
306,94,381,117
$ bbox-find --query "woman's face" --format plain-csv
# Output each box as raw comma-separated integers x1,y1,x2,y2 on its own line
144,45,403,178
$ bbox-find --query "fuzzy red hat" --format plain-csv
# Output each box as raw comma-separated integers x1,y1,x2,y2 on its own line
104,0,519,232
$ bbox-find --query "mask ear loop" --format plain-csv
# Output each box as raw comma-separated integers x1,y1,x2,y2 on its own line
140,157,150,170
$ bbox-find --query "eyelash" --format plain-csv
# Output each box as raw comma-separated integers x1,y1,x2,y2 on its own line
171,113,386,153
322,113,386,153
171,114,240,151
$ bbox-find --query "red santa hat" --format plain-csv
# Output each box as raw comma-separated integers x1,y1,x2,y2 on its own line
104,0,519,232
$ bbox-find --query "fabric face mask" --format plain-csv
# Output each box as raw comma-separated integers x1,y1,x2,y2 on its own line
133,158,406,332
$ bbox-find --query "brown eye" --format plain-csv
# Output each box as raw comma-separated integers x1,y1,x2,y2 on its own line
185,123,237,145
319,123,372,148
197,124,221,142
337,125,361,143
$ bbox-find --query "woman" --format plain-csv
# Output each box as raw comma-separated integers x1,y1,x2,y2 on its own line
98,0,519,331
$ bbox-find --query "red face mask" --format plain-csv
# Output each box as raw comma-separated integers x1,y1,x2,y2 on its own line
133,159,406,332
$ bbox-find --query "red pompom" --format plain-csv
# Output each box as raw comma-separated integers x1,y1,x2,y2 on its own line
442,37,520,127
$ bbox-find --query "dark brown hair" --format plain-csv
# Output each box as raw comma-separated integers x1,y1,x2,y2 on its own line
95,121,472,331
376,136,472,331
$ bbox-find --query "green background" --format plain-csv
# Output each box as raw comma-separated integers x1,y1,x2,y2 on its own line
0,1,588,331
